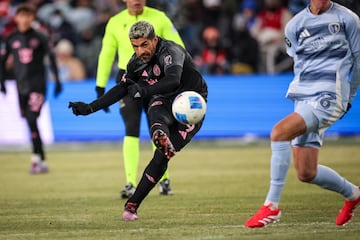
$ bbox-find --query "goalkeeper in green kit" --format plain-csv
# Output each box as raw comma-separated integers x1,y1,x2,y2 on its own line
95,0,184,198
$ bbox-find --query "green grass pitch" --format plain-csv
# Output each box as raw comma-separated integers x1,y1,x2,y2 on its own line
0,139,359,240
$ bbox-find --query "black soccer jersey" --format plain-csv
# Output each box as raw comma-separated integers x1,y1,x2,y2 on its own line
0,28,58,95
125,37,208,101
89,37,208,112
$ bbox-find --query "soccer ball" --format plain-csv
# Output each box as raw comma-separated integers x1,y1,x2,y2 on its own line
172,91,206,125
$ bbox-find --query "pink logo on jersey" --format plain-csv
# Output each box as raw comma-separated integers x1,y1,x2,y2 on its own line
19,48,33,64
153,64,160,76
146,78,158,85
12,40,21,49
142,70,148,77
29,38,40,48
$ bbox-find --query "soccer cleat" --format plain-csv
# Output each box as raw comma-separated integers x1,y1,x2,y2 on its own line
120,183,136,199
29,161,49,174
122,202,138,221
336,189,360,226
158,179,173,195
152,130,176,159
244,203,281,228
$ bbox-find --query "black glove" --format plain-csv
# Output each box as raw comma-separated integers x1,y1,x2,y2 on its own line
68,101,93,116
0,82,6,94
95,86,110,113
54,81,62,98
127,83,147,99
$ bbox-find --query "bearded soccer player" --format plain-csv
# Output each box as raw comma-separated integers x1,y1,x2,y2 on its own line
95,0,185,198
69,20,208,221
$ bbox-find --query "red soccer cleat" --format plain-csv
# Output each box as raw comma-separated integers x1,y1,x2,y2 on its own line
245,203,281,228
336,189,360,226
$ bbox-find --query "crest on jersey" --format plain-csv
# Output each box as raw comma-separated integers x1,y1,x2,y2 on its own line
328,23,340,35
29,38,40,48
164,55,172,66
153,64,160,76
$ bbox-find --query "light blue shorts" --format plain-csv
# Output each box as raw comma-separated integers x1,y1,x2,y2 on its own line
291,94,345,148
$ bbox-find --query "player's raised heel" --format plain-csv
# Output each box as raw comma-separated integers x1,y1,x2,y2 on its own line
122,202,138,221
152,130,176,159
336,187,360,226
244,203,281,228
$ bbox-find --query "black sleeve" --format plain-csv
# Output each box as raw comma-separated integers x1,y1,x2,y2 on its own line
43,35,60,83
0,36,10,85
144,44,185,96
145,65,182,96
89,83,128,112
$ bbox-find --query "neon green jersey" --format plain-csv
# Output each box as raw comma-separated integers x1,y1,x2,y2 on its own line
96,6,185,88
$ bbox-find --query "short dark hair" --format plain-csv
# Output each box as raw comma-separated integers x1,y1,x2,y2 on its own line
16,4,36,15
129,21,155,39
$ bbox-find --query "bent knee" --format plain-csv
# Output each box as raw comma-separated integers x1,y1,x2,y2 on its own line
297,171,316,183
270,127,287,141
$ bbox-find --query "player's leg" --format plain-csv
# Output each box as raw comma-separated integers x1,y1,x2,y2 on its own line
245,110,307,228
122,102,205,221
151,141,172,195
292,95,360,226
119,95,142,198
23,92,48,174
123,149,169,221
148,98,176,160
293,144,360,225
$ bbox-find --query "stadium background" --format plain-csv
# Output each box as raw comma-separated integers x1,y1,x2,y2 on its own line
1,74,359,144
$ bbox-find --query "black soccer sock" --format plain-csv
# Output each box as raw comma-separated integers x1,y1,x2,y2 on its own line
127,151,168,207
27,116,45,161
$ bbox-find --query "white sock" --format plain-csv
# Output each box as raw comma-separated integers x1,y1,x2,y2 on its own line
348,185,360,201
31,154,41,163
264,200,279,210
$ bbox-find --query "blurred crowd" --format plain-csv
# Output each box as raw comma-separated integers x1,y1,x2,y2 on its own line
1,0,360,81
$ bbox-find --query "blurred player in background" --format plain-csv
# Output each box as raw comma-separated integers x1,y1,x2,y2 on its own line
95,0,185,198
69,20,208,221
0,4,62,174
245,0,360,228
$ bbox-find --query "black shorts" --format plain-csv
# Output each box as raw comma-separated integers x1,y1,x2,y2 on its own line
147,96,203,152
19,92,44,118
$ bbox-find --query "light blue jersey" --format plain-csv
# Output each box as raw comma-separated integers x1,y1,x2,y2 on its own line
284,2,360,107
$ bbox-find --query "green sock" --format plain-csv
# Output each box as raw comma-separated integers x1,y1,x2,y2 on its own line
123,136,139,187
151,142,170,182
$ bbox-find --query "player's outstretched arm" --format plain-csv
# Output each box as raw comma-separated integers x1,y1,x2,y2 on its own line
69,83,128,116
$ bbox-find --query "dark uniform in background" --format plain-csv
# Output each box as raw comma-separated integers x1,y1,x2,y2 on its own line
0,4,62,174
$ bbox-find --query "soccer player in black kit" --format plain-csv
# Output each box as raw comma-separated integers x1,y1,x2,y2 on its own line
0,4,62,174
69,20,208,221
